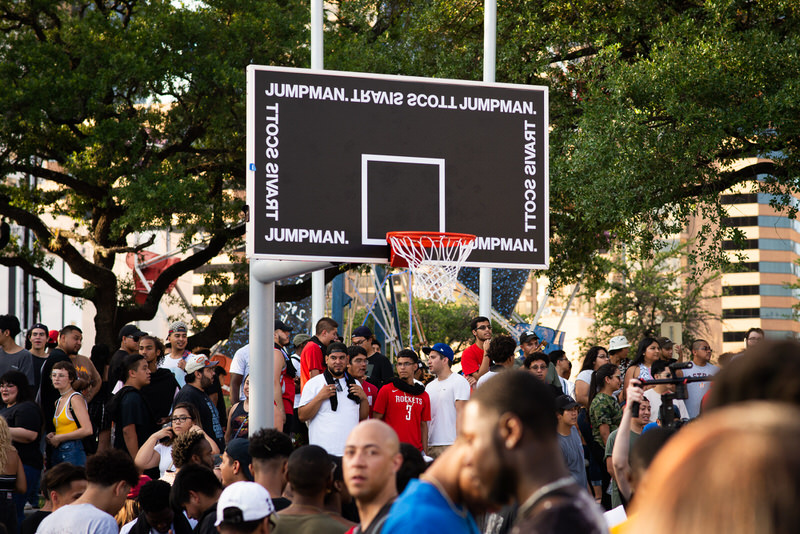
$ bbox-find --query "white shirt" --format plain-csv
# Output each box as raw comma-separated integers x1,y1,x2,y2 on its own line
559,376,575,398
576,369,594,385
682,362,719,418
37,503,118,534
425,372,471,446
154,442,175,478
644,388,689,422
230,344,251,401
475,370,498,389
299,373,362,456
160,354,188,387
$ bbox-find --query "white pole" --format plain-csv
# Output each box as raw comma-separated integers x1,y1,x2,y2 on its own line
479,0,496,319
310,0,325,328
483,0,496,83
312,270,326,328
311,0,323,70
249,262,274,433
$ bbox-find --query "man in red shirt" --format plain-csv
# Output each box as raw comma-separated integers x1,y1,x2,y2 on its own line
374,350,431,454
299,317,338,391
348,345,378,417
460,316,492,387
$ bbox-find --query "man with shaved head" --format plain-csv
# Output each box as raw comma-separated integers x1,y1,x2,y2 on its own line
343,420,403,534
681,339,718,419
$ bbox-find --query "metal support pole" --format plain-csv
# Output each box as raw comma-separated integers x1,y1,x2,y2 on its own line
249,263,274,433
311,0,323,70
479,0,497,320
248,259,334,434
312,270,325,330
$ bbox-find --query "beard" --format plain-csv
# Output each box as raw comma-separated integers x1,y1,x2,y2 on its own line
488,430,518,506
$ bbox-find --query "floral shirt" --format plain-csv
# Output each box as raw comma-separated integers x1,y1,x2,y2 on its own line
589,392,622,447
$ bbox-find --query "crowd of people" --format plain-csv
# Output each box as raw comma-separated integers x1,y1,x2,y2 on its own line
0,310,798,534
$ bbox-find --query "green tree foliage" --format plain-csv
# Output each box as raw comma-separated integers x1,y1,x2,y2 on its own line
579,243,719,349
0,0,330,345
325,0,800,287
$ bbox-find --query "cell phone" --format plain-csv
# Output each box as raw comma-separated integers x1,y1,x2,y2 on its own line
159,422,173,443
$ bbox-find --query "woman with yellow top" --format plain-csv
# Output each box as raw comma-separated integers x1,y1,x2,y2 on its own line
45,361,92,466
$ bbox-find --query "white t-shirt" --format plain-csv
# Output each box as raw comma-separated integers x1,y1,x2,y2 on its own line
576,369,594,384
682,362,718,418
230,344,251,401
291,353,302,408
37,503,118,534
299,373,362,456
120,519,171,534
425,372,471,446
160,355,188,387
475,370,498,389
154,442,175,478
559,376,575,398
643,389,689,422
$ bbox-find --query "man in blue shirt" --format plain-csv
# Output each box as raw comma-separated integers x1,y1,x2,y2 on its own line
382,442,481,534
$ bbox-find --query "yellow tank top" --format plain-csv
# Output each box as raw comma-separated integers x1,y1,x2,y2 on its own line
53,392,81,435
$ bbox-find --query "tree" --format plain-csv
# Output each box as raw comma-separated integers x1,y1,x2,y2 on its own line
324,0,800,287
0,0,346,346
578,242,720,350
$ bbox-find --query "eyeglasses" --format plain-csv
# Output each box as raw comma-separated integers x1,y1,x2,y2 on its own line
698,346,712,352
171,415,192,423
396,362,416,367
530,365,547,371
476,325,492,331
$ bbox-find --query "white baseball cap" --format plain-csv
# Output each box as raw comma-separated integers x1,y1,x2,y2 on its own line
184,354,219,374
608,335,631,351
215,481,275,526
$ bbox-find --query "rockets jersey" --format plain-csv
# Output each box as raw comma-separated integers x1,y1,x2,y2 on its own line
374,383,431,451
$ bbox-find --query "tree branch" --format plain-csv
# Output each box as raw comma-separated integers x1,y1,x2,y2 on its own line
681,160,783,199
119,223,246,321
9,163,107,199
0,199,115,286
0,256,84,298
94,233,156,255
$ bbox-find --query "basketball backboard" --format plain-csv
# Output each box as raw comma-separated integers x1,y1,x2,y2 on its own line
246,66,549,269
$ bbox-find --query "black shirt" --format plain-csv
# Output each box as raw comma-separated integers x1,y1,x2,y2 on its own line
111,388,157,454
174,384,224,450
108,349,132,387
366,352,394,389
195,504,218,534
141,368,180,424
0,402,42,468
38,348,70,433
21,510,49,534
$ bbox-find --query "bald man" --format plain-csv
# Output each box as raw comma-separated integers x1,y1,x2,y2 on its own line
343,420,403,534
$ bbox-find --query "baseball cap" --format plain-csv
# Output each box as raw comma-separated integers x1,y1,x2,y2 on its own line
29,323,48,335
422,342,455,362
119,324,146,342
168,321,188,335
215,481,274,527
48,330,59,344
274,320,292,333
519,330,539,344
352,326,373,339
185,354,219,374
555,395,579,412
126,474,152,499
224,438,253,481
292,333,312,346
608,335,631,351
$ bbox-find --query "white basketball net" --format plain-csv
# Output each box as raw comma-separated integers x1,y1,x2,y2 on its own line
387,233,476,304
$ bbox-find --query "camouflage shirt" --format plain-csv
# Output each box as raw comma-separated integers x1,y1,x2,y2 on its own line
589,392,622,447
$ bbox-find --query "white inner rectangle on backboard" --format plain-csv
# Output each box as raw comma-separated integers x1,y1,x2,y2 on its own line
361,154,446,246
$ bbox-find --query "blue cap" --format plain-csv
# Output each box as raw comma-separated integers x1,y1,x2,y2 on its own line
423,343,455,362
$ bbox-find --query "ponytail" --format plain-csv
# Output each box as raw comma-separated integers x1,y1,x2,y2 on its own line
588,363,618,406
